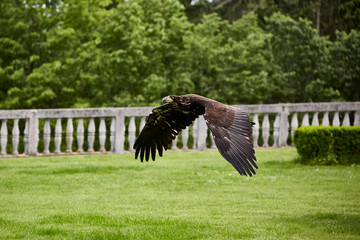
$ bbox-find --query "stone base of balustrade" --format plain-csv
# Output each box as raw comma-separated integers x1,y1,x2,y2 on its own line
0,145,297,158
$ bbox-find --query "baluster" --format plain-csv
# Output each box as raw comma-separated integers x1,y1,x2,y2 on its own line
301,113,309,126
273,114,280,148
1,120,8,155
12,119,20,155
140,117,146,131
262,114,270,147
114,114,126,153
197,116,207,151
172,136,177,150
252,114,259,148
312,112,319,126
355,111,360,126
66,118,73,153
88,118,95,152
332,112,340,126
128,117,136,151
342,112,350,126
322,112,329,126
279,108,289,147
182,127,189,149
54,118,62,154
77,119,84,152
24,119,29,154
290,113,298,137
110,118,115,152
43,119,51,155
192,119,198,149
27,112,39,156
210,131,216,149
99,118,106,152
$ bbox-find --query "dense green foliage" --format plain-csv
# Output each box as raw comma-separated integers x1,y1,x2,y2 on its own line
1,149,360,239
0,0,359,109
294,126,360,165
181,0,360,39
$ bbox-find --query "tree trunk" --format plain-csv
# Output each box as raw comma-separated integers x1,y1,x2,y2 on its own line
316,0,321,33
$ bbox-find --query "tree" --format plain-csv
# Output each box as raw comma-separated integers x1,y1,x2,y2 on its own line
265,0,360,39
0,0,63,108
180,12,287,104
180,0,360,40
0,0,357,109
329,30,360,101
99,0,193,106
0,0,112,108
266,12,340,102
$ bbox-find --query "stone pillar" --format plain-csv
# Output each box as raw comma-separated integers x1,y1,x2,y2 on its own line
24,119,29,154
172,136,178,150
28,110,39,156
128,117,136,151
87,118,95,152
262,114,270,147
252,114,259,148
322,112,329,126
54,118,62,154
1,120,7,155
312,112,319,126
302,113,309,126
77,119,84,152
290,113,298,137
332,112,340,126
273,114,280,148
342,112,350,126
115,112,125,153
43,119,51,155
182,127,189,149
12,119,20,155
192,119,198,149
66,118,73,153
279,107,289,147
196,116,207,151
139,117,146,131
110,118,115,152
354,111,360,126
99,117,106,152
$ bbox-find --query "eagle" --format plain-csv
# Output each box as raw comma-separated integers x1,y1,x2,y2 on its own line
133,94,257,176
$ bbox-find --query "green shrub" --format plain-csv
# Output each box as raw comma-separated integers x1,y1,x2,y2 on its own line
294,126,360,165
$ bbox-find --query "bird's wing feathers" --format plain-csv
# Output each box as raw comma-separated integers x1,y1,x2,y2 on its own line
134,95,257,177
205,107,257,176
133,102,205,162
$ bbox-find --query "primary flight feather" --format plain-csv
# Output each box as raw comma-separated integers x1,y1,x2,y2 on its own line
133,94,257,176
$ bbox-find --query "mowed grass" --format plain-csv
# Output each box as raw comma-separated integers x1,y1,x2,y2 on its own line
0,148,359,240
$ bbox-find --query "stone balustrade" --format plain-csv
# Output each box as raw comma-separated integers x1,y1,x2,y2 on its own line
0,102,359,157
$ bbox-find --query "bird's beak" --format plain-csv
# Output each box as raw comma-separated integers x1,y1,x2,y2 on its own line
162,96,173,103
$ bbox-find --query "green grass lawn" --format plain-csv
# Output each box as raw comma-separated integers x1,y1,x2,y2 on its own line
0,148,359,239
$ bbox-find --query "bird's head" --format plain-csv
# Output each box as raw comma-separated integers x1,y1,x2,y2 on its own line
162,95,175,103
162,95,191,105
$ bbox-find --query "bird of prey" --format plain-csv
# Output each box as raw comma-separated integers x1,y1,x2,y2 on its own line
133,94,257,176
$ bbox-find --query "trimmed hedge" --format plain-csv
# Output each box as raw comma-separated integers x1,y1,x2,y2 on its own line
294,126,360,165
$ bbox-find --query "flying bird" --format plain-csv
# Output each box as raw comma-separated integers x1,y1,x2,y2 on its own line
133,94,257,176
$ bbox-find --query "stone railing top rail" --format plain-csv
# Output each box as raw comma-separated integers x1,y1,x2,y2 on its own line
235,102,360,113
1,102,359,119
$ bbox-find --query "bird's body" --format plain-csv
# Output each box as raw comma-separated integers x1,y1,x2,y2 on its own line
133,94,257,176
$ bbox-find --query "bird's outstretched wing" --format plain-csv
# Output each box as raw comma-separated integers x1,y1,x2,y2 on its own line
134,102,205,162
205,107,257,176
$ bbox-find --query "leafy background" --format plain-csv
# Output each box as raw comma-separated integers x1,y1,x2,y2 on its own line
0,0,359,109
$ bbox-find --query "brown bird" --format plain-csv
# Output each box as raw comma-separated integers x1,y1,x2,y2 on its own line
133,94,257,176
